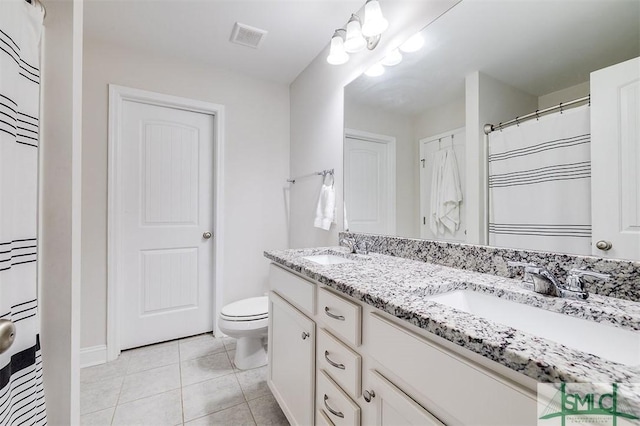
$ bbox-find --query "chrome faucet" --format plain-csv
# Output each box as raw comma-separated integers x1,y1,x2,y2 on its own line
339,235,374,255
565,268,610,298
508,262,610,300
339,236,359,254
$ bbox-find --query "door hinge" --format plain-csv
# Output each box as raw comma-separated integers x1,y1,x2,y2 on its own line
420,159,425,168
423,217,426,225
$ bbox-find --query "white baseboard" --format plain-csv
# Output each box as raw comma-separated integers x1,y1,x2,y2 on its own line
80,345,107,368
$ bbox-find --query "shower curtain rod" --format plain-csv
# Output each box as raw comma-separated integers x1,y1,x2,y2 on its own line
287,168,334,184
484,95,590,135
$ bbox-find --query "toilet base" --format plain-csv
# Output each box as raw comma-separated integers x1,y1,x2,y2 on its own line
234,336,267,370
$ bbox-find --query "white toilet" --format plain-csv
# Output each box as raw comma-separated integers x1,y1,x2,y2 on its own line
218,296,269,370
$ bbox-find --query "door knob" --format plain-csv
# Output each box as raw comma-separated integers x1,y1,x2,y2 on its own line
595,240,612,251
0,319,16,354
203,232,212,239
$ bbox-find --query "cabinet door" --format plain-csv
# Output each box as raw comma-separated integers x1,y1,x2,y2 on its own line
591,57,640,260
368,370,444,426
268,291,315,426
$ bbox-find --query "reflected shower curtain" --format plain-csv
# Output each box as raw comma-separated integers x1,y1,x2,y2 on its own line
489,106,591,255
488,105,591,255
0,0,47,425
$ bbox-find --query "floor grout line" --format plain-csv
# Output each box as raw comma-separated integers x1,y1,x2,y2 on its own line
81,335,285,426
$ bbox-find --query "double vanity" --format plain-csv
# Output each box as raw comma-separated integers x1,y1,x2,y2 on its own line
264,236,640,425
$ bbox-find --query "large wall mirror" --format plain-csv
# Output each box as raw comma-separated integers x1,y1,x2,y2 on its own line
343,0,640,259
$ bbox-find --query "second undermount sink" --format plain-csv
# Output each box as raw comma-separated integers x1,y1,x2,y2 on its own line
427,290,640,366
302,254,356,265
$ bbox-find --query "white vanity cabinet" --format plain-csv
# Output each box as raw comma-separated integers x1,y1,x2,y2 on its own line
268,263,538,426
268,288,316,426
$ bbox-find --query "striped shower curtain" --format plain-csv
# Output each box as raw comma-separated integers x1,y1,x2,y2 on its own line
488,105,591,255
0,0,47,425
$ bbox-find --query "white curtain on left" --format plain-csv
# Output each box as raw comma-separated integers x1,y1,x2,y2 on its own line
0,1,46,425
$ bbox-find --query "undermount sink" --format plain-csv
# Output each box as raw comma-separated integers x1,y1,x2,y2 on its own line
302,254,356,265
427,290,640,366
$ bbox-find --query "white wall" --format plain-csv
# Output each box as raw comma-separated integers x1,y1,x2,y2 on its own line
344,100,417,237
465,71,538,244
539,81,590,109
40,0,83,423
289,0,460,248
413,97,465,141
81,39,290,349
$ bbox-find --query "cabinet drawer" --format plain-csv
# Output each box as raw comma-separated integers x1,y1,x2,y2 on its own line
366,313,536,425
317,370,360,426
269,264,315,315
318,288,361,346
318,328,362,398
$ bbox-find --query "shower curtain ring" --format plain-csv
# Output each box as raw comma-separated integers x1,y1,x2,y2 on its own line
515,116,520,127
535,110,540,121
560,102,563,114
498,122,503,132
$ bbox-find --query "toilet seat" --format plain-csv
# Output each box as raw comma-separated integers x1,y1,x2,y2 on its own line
220,296,268,322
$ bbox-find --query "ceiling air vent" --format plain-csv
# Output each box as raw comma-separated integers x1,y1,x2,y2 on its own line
230,22,268,49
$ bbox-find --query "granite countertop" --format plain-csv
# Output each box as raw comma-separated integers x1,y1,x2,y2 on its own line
264,246,640,388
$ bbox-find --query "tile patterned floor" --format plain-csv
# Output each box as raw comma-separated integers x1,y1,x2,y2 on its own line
80,334,289,426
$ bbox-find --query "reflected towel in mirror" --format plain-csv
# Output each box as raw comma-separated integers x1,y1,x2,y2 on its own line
429,148,463,236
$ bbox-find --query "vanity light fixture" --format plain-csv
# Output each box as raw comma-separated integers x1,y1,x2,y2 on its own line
381,48,402,66
399,33,425,53
365,62,385,77
326,0,389,65
344,14,367,53
327,29,349,65
361,0,389,37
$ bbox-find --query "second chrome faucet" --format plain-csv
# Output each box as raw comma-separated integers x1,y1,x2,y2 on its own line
508,262,610,300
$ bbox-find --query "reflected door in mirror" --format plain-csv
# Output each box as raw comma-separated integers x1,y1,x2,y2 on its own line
344,132,396,235
591,57,640,261
419,129,466,242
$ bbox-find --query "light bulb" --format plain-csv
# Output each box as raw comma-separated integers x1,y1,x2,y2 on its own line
327,31,349,65
344,15,366,53
381,48,402,66
400,33,425,53
362,0,389,37
365,63,385,77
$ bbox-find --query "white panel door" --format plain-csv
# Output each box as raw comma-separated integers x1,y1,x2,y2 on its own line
344,135,395,234
119,101,214,349
419,129,466,242
591,57,640,260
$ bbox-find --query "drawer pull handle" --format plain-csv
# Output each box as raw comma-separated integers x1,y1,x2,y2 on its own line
324,307,345,321
363,389,376,403
324,394,344,418
324,351,345,370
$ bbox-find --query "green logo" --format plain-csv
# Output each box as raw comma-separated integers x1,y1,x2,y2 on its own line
539,383,639,426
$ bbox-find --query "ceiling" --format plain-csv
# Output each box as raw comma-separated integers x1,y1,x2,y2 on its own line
83,0,363,85
346,0,640,116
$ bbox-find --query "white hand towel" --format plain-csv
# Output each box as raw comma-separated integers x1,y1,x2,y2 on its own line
429,150,446,235
429,148,463,236
314,175,335,231
439,148,463,234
